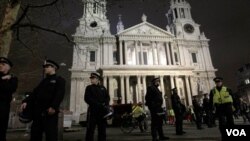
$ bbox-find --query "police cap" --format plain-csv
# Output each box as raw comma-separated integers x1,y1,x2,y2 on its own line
18,105,33,123
43,59,59,70
151,77,160,83
213,77,223,82
89,72,101,79
0,57,13,67
171,87,177,91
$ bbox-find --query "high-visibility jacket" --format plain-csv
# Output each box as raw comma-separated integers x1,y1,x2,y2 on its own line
168,109,175,116
213,86,233,105
132,105,145,118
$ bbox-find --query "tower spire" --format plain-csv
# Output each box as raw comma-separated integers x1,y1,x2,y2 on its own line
116,14,124,33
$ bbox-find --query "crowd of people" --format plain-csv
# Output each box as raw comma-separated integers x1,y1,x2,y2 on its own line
1,56,250,141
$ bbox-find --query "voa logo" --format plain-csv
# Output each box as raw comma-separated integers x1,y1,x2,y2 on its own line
226,129,246,136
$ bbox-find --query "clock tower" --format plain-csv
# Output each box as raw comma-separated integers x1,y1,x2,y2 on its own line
166,0,216,97
166,0,201,40
77,0,111,37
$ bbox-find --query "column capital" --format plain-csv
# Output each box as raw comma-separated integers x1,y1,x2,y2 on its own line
119,75,125,78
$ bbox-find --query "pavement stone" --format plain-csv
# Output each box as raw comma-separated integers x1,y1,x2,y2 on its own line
6,118,249,141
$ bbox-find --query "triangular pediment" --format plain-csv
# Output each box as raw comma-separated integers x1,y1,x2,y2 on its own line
117,22,174,37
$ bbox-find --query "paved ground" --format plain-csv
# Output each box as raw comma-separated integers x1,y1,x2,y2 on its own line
6,118,249,141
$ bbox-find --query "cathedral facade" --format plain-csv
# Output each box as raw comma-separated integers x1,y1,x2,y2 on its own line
70,0,217,122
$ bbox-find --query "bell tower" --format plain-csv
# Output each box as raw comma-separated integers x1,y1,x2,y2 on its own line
77,0,111,37
166,0,202,40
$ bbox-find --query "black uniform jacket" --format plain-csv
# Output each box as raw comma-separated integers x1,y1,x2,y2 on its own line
84,84,110,116
0,72,18,104
171,93,183,114
145,85,163,113
23,74,65,116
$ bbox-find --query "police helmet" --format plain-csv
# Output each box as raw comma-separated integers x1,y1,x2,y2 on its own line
18,104,33,123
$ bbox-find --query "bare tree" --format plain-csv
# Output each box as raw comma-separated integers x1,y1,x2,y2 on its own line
0,0,74,57
0,0,21,57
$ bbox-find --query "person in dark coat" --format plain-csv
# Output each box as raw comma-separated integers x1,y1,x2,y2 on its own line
171,87,186,135
145,77,169,141
192,96,203,129
239,98,250,123
209,76,234,141
21,59,65,141
202,93,214,128
0,57,18,141
84,72,111,141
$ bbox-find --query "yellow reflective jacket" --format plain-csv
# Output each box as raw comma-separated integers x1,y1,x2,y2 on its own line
132,105,145,118
213,86,233,105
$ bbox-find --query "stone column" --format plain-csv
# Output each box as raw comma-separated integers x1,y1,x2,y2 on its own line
172,9,176,20
119,41,123,65
167,42,172,65
103,76,107,88
185,76,192,106
190,76,195,96
137,76,141,103
140,42,144,65
108,76,114,105
178,44,185,66
135,41,139,65
170,75,175,89
170,42,176,65
160,76,166,107
120,76,125,104
151,41,156,65
76,79,81,115
174,76,180,94
70,78,77,120
164,42,169,65
125,76,131,103
142,76,147,104
124,41,128,65
156,42,161,65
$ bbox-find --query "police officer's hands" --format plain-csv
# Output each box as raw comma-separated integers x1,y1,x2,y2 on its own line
1,74,11,80
20,103,27,112
48,107,56,115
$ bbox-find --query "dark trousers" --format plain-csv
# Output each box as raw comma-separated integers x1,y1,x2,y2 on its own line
85,114,107,141
30,114,58,141
204,110,213,127
194,111,202,129
174,112,183,134
218,113,234,140
0,104,10,141
150,111,165,140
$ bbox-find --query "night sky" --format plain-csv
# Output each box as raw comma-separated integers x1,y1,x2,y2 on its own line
9,0,250,98
106,0,250,91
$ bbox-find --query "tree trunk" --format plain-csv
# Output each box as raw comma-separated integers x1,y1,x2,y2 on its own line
0,0,21,57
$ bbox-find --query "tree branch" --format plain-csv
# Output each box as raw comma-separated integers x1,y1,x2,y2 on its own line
29,0,59,8
16,23,74,43
11,0,60,29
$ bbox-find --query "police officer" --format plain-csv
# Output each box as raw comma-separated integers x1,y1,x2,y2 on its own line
0,57,18,141
145,77,169,141
85,72,110,141
171,87,186,135
209,76,234,140
203,93,214,128
20,59,65,141
192,96,203,130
